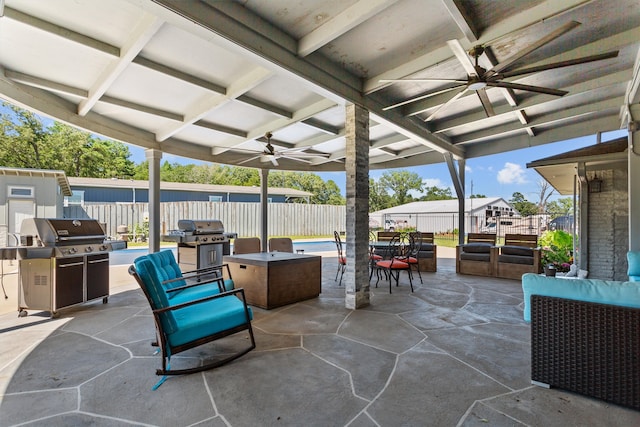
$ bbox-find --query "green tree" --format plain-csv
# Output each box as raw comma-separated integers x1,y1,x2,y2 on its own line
379,170,423,206
420,186,454,201
510,192,538,216
546,198,574,216
1,103,135,178
268,171,344,205
369,178,393,212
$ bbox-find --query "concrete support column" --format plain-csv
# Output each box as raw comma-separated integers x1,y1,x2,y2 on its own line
145,149,162,253
260,168,269,252
628,112,640,251
344,103,370,310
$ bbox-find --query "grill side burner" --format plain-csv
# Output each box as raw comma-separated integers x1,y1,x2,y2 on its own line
17,218,115,317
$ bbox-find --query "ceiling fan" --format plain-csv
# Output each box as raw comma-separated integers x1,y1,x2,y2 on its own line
235,132,330,167
381,21,619,122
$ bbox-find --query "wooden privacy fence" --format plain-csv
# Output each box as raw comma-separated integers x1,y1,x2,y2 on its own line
64,202,346,239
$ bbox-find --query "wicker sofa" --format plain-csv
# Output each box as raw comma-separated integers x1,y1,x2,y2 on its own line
522,273,640,410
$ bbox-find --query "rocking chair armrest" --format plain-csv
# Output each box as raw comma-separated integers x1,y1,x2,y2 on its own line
153,287,249,314
165,275,226,294
181,263,231,278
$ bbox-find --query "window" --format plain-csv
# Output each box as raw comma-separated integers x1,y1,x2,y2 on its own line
209,195,223,202
8,186,34,198
65,190,85,206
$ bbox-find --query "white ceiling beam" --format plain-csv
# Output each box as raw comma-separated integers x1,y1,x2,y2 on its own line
78,14,163,116
3,6,119,56
4,69,89,98
297,0,399,57
211,98,337,154
465,115,621,158
455,97,622,144
441,0,479,42
156,66,273,141
365,0,591,93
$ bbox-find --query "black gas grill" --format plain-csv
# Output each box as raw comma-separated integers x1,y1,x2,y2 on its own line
16,218,122,317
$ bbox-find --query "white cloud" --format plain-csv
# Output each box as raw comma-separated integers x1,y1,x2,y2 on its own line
465,165,472,172
497,162,527,184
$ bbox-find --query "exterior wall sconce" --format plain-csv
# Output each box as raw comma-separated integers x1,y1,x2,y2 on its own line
589,175,602,193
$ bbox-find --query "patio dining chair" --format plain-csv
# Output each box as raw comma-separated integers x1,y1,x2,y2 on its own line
334,231,346,286
372,234,413,293
233,237,261,254
268,237,294,253
395,232,423,284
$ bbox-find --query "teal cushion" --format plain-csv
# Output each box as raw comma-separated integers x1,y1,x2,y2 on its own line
522,273,640,322
146,250,186,298
167,295,253,348
133,257,178,334
628,251,640,277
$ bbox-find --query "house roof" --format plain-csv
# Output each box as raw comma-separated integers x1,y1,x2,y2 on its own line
372,197,509,215
67,177,313,198
526,136,628,194
0,167,72,196
0,0,638,172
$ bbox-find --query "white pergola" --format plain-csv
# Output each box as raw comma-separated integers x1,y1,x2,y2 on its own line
1,0,639,305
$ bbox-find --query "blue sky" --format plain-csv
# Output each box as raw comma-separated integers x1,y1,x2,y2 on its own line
129,129,626,203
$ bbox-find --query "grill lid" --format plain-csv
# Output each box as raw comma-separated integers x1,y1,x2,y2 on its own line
177,219,224,235
20,218,107,246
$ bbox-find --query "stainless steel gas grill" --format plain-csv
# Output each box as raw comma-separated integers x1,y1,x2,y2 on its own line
161,219,236,272
17,218,121,317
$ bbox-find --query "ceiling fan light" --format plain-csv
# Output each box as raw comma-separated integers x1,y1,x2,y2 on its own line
468,81,487,91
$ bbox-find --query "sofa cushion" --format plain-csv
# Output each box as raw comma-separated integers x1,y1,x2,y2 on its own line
501,245,534,257
418,243,435,252
461,242,492,253
133,256,178,334
460,252,491,262
522,273,640,322
498,254,534,265
146,250,186,297
168,295,253,348
628,251,640,278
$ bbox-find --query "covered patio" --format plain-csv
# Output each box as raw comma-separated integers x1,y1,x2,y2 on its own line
1,255,639,425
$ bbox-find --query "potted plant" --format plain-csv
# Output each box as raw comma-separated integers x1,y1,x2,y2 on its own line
539,230,574,274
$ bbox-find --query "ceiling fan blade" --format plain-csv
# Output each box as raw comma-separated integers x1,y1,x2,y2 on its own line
476,88,495,117
491,21,581,74
282,156,313,164
235,155,261,165
380,78,467,83
486,81,567,96
496,51,619,79
447,40,478,76
424,87,468,122
383,84,466,110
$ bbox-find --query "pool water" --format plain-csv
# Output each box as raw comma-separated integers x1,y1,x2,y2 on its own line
109,241,335,265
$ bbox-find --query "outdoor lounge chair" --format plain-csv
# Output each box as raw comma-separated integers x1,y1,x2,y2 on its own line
129,254,255,385
268,237,294,252
456,233,496,277
494,234,541,279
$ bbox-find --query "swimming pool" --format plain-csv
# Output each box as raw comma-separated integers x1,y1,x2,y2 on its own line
109,240,335,265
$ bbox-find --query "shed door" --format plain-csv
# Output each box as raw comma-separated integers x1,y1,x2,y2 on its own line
9,199,35,244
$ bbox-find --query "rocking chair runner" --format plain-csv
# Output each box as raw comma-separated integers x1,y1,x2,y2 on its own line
129,255,255,379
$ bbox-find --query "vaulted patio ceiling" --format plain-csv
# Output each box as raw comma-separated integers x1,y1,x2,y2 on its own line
1,0,639,172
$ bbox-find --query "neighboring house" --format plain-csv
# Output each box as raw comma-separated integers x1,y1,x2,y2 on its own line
66,177,313,205
370,197,525,234
0,167,72,246
528,137,629,281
